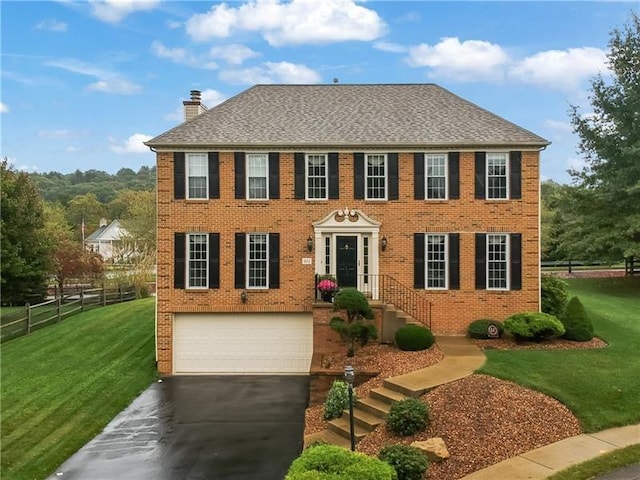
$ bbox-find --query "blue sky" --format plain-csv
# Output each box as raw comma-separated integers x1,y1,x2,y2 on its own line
1,1,636,183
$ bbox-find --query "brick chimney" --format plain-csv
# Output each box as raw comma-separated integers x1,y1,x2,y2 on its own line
183,89,207,122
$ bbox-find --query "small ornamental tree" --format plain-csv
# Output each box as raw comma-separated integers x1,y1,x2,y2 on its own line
330,288,377,357
560,296,594,342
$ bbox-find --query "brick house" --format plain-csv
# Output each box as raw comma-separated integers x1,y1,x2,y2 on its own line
145,84,549,375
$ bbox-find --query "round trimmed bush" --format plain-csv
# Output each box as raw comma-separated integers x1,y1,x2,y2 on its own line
560,296,594,342
387,398,429,436
286,444,397,480
379,444,429,480
324,380,357,420
541,274,569,317
504,312,565,341
467,319,504,339
394,324,435,351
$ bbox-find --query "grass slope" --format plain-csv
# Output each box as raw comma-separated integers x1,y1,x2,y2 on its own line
546,444,640,480
479,277,640,432
1,298,157,480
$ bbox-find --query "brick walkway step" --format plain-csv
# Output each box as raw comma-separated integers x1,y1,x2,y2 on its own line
327,416,369,441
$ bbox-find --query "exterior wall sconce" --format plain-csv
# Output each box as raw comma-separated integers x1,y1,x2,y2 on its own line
307,236,313,252
381,236,388,251
240,290,248,304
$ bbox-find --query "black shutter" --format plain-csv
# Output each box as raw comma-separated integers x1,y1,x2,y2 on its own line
475,233,486,289
510,151,522,199
208,233,220,289
354,153,365,199
449,233,460,290
388,153,399,200
294,153,305,199
174,152,185,200
328,153,339,199
174,233,185,289
234,152,245,199
414,153,425,200
235,233,246,289
475,152,486,200
510,233,522,290
448,152,460,200
414,233,425,289
208,152,219,199
269,152,279,199
269,233,280,289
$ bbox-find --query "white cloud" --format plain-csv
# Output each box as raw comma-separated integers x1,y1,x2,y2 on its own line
35,18,68,32
568,156,587,172
164,89,229,122
167,20,182,30
510,47,608,91
6,157,39,172
186,0,387,46
543,119,573,132
209,44,260,65
220,61,321,84
110,133,153,154
89,0,159,23
407,37,509,81
45,58,142,94
374,42,407,54
151,41,217,70
0,102,9,113
37,129,80,138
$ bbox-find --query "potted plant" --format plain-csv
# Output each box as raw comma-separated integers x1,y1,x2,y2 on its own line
316,275,338,302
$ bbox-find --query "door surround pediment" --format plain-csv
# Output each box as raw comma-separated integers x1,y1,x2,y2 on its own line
312,209,381,233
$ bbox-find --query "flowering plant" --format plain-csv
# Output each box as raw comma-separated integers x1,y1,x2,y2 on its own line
317,278,338,293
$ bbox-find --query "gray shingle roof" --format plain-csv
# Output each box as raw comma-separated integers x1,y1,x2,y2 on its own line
146,84,549,149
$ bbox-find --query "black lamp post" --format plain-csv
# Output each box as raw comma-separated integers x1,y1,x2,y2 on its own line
344,364,356,451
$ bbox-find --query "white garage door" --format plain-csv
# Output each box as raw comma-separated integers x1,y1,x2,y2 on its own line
173,313,313,374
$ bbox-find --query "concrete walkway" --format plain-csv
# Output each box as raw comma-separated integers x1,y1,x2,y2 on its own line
460,424,640,480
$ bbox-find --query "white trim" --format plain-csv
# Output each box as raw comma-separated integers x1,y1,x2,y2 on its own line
305,153,329,201
186,152,209,200
186,233,208,289
425,233,448,290
425,153,448,201
246,152,269,200
486,152,509,200
246,232,269,289
365,153,388,201
486,233,510,291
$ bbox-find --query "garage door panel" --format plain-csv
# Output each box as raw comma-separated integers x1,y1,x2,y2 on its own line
174,313,313,374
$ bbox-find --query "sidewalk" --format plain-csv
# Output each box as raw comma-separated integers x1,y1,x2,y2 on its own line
460,424,640,480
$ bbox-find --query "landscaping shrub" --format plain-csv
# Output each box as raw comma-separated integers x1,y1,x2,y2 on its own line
504,312,565,341
560,296,594,342
379,444,429,480
285,444,397,480
330,288,377,357
467,319,504,339
541,274,569,317
394,324,435,351
387,398,429,436
324,380,357,420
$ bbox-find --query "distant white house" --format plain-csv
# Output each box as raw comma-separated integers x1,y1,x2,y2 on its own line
85,218,127,260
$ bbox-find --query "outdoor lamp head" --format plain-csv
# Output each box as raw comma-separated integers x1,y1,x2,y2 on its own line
344,365,355,385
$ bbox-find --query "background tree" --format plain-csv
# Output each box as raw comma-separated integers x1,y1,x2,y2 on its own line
66,192,106,239
567,12,640,262
0,159,50,304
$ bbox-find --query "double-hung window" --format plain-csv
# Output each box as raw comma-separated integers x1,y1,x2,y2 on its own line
306,154,328,200
186,153,208,199
426,154,447,199
187,233,208,288
486,153,508,199
366,154,386,200
426,234,447,289
247,153,268,200
248,233,268,288
487,234,508,289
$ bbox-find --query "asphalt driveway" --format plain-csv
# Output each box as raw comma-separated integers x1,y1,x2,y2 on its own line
48,376,310,480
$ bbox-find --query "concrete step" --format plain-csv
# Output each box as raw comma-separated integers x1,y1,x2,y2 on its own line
356,396,392,417
327,416,369,442
370,386,409,403
342,407,385,431
304,429,351,449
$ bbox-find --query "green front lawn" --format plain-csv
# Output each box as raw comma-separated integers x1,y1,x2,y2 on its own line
546,444,640,480
1,298,157,480
479,277,640,432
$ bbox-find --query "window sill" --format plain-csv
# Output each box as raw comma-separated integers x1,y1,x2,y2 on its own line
184,288,210,292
